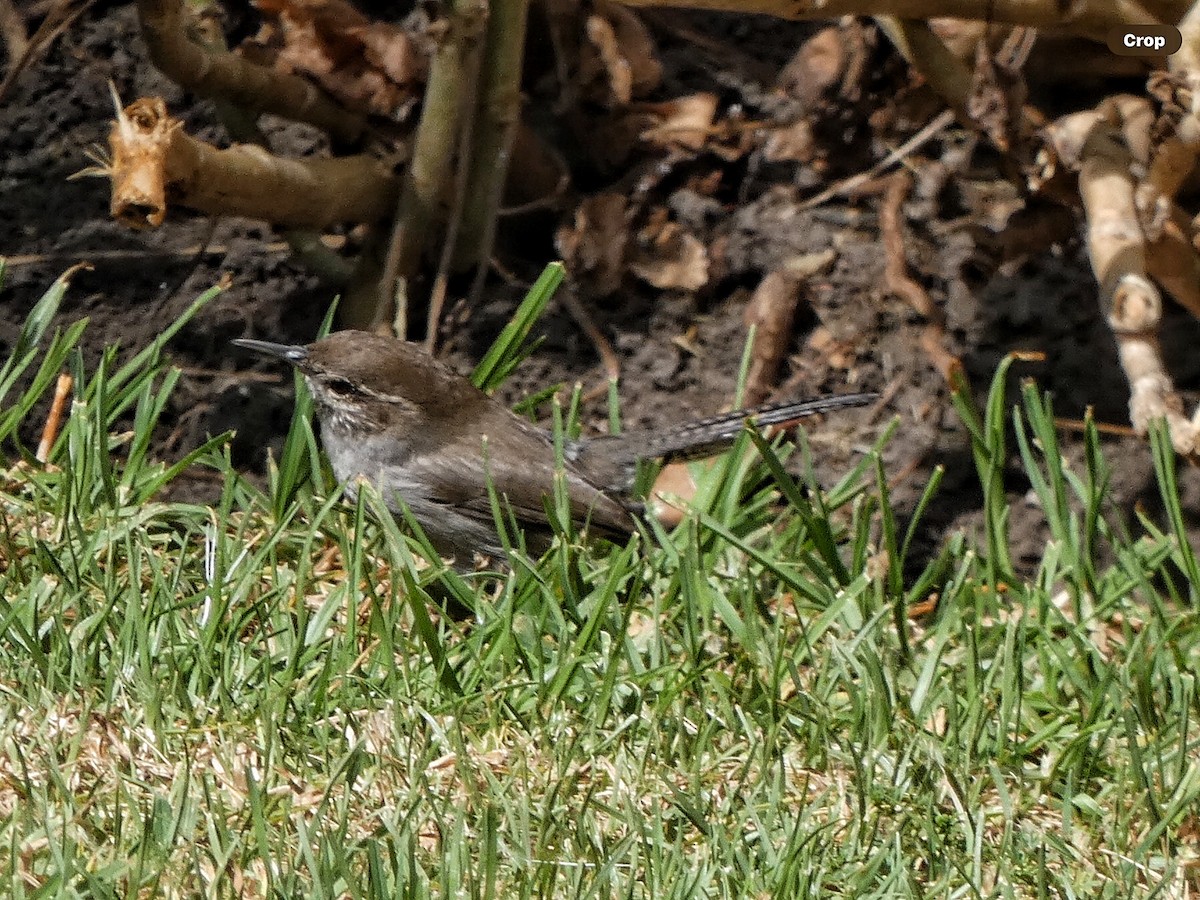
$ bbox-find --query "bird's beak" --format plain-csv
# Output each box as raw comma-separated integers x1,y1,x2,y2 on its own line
233,339,309,367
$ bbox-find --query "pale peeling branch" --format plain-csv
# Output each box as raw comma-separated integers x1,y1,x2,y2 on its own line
1051,98,1199,453
108,98,399,230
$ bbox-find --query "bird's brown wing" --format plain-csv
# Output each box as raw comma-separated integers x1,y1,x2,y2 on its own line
398,422,637,544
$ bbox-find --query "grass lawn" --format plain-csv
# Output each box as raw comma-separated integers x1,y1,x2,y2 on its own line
1,268,1198,898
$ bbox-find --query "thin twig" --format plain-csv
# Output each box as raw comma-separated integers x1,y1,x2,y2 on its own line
1054,417,1139,436
497,168,571,216
4,235,346,267
0,0,91,103
559,289,619,393
880,171,963,386
799,109,956,210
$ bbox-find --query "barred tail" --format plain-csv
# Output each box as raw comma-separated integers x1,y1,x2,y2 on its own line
569,391,878,492
647,391,878,460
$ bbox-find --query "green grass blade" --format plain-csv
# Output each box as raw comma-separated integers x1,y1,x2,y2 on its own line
471,262,562,392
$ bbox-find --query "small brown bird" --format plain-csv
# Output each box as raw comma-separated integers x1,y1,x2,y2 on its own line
235,331,875,566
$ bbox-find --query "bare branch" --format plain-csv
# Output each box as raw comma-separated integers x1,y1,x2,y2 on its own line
135,0,365,143
1051,99,1198,452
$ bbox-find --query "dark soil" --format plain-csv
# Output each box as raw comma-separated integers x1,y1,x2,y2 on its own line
4,3,1200,575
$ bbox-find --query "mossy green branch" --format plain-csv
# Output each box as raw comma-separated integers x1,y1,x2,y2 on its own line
346,0,490,331
453,0,533,274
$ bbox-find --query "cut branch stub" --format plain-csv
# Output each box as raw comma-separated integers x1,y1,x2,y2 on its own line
109,98,176,228
108,97,400,229
1104,273,1162,334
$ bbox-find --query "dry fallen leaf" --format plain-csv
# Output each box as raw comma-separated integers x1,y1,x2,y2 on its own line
651,460,701,528
806,325,858,371
635,92,718,152
248,0,425,117
585,15,632,105
743,270,806,405
629,213,709,291
777,21,873,108
351,22,422,86
555,193,629,296
579,0,661,107
777,26,849,105
584,92,719,170
762,119,816,164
